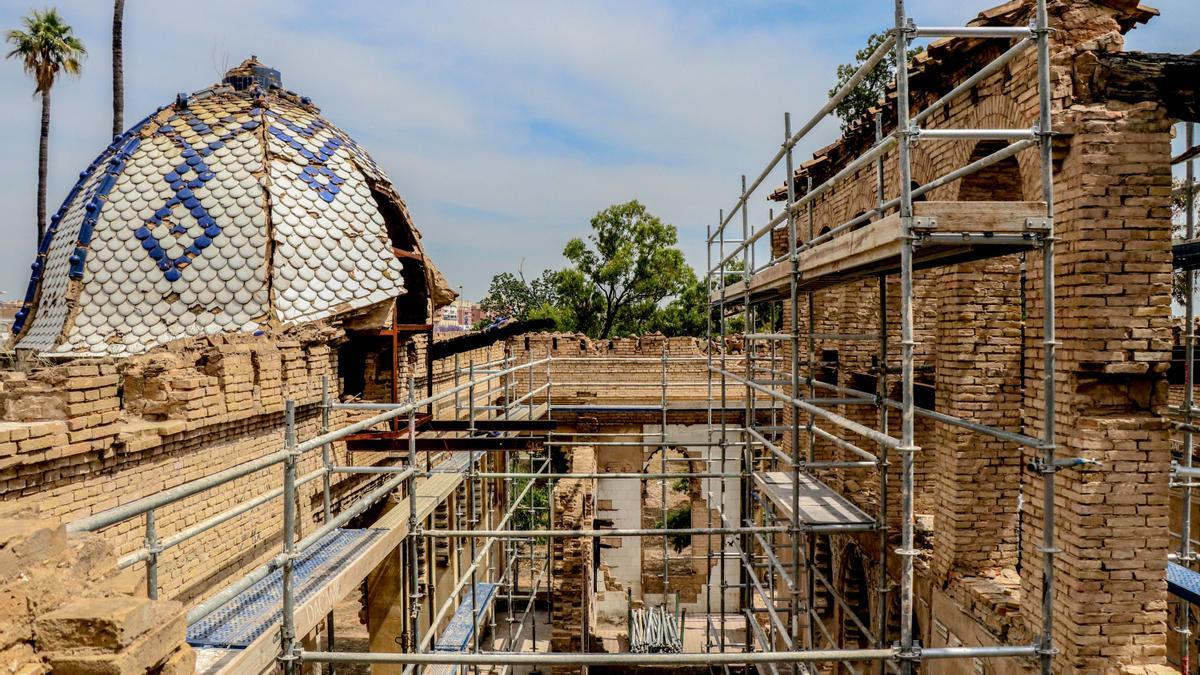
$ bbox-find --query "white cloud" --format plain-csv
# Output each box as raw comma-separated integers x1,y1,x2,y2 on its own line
0,0,1195,306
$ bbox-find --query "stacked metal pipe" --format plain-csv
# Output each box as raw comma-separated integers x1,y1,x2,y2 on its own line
629,605,682,654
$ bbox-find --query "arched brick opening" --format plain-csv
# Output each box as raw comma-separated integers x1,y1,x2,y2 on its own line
931,136,1027,582
958,140,1024,202
837,545,872,654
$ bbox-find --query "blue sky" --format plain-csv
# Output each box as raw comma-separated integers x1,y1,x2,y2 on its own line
0,1,1196,303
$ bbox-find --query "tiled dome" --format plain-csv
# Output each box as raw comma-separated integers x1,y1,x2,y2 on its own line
11,57,425,357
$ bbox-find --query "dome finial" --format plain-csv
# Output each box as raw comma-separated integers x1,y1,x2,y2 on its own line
223,56,281,91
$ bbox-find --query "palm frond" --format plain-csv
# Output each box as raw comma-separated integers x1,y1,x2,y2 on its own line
4,7,86,94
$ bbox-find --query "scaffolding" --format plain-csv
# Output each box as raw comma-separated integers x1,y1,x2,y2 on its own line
62,1,1071,672
1168,119,1198,672
702,0,1057,673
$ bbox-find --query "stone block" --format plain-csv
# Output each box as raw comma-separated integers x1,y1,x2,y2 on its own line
155,645,196,675
43,601,185,675
34,596,155,651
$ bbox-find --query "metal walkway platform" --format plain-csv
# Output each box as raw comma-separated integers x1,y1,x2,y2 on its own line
423,583,499,675
188,528,385,648
435,582,498,652
1168,561,1200,606
755,471,874,527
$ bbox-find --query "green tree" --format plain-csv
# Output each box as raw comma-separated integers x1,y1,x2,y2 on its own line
481,268,560,320
828,32,920,132
647,269,707,337
1174,176,1197,305
6,8,86,243
112,0,125,137
561,200,690,339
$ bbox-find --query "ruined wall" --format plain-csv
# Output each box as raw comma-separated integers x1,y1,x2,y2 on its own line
765,1,1175,670
550,445,597,669
511,332,736,407
0,502,193,674
0,327,406,606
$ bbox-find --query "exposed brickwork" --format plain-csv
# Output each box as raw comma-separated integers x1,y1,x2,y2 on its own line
550,445,597,671
0,326,407,605
761,1,1177,670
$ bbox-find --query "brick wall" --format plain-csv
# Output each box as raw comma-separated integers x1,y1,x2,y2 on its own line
510,333,721,407
0,326,406,606
763,1,1176,670
550,445,597,671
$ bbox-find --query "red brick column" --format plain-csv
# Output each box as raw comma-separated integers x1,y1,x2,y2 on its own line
1019,102,1174,671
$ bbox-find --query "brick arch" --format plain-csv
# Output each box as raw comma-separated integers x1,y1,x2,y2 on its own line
958,139,1026,202
837,178,878,229
835,542,873,658
960,92,1040,201
911,143,942,197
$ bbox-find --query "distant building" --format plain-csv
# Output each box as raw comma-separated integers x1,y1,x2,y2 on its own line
435,299,491,332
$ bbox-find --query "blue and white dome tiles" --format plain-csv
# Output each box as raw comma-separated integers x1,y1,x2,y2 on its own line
11,57,426,357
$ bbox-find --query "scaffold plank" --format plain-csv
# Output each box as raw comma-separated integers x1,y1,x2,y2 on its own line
754,471,874,526
712,201,1046,303
434,582,498,652
196,459,485,674
1174,238,1200,271
187,528,385,649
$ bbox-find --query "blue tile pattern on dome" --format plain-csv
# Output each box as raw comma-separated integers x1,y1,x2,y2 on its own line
11,57,413,357
135,101,261,282
266,108,345,203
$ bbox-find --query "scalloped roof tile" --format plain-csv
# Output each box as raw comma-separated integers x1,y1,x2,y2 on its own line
11,58,420,357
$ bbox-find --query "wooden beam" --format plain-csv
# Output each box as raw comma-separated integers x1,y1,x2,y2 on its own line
1074,50,1200,122
1174,145,1200,166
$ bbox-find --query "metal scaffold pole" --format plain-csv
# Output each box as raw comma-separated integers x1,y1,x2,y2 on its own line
892,2,919,672
719,207,729,654
320,376,336,672
1181,119,1198,673
785,110,803,668
874,111,891,675
407,375,423,672
280,400,298,675
741,172,755,653
1034,0,1058,672
804,171,818,658
467,358,481,673
662,342,670,602
706,222,715,654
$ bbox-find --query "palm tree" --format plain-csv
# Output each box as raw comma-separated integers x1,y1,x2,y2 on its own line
6,9,86,244
112,0,124,137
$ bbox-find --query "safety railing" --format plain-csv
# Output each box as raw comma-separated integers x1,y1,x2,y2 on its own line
67,353,552,613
